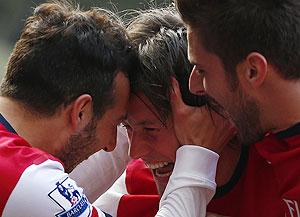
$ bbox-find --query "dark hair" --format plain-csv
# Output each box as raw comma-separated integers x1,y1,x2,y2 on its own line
127,6,204,122
176,0,300,81
1,0,137,118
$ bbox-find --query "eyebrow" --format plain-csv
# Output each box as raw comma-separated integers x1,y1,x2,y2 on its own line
135,120,160,126
133,93,167,128
190,61,205,68
123,118,160,126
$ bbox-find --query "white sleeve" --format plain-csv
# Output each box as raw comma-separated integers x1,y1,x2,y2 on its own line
93,171,128,217
70,126,131,203
2,160,110,217
155,145,219,217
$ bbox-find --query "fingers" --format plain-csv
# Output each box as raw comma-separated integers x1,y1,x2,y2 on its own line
170,77,185,110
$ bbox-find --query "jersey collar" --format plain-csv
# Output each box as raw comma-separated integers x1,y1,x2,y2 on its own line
0,113,17,134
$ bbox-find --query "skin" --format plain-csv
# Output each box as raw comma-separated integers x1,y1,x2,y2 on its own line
123,93,179,195
170,77,236,153
60,72,130,172
187,27,264,146
123,92,240,195
0,71,130,173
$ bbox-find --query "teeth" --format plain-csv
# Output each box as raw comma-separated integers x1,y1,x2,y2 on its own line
146,162,170,170
155,170,172,177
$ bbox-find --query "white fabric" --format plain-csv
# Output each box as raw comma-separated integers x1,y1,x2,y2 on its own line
156,145,219,217
70,126,131,203
94,172,128,217
3,125,219,217
3,160,105,217
70,125,220,217
93,145,219,217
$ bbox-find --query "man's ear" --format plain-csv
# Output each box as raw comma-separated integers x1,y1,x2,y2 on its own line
69,94,93,132
243,52,268,88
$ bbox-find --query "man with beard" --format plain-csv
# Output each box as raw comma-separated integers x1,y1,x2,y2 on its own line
93,7,239,217
0,1,135,217
172,0,300,216
0,1,235,217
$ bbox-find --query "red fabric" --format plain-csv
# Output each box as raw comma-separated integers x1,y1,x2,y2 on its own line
207,133,300,217
117,159,159,217
126,159,159,195
0,124,60,216
115,132,300,217
91,207,99,217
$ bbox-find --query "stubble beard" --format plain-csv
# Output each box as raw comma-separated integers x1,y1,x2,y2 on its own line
231,89,265,146
56,119,99,173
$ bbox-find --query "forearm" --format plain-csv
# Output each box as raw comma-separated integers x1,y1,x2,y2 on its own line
70,127,130,202
156,145,218,217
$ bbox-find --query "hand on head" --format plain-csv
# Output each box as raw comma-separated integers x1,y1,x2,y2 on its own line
170,77,237,154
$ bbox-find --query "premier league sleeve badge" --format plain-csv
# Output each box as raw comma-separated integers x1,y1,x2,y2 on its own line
48,177,92,217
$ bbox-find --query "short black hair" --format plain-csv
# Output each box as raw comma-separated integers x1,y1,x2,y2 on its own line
176,0,300,81
127,6,204,122
1,0,138,118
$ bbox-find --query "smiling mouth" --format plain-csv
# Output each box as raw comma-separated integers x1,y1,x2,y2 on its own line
146,162,174,177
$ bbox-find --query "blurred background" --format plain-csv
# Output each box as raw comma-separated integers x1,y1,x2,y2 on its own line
0,0,170,78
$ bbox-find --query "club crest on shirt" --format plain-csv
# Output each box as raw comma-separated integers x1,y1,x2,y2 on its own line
284,199,300,217
48,177,91,217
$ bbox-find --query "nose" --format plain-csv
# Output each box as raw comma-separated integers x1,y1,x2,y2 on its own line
104,127,117,152
128,130,150,159
189,66,205,95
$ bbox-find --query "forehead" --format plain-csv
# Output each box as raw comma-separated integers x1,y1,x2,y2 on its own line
187,26,224,69
187,26,207,64
108,72,130,118
126,93,160,125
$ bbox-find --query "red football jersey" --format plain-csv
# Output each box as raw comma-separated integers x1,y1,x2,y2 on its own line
208,126,300,217
105,123,300,217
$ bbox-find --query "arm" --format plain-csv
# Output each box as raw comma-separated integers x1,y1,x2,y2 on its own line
2,159,111,217
95,147,216,217
70,126,131,202
154,78,236,217
156,145,219,217
93,171,128,217
94,159,160,217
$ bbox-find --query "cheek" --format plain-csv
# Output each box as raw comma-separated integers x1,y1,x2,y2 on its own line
96,123,113,145
205,78,226,103
155,131,179,160
203,76,218,95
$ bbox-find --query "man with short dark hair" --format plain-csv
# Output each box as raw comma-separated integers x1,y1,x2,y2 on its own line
92,7,239,217
0,1,229,217
0,1,135,216
172,0,300,216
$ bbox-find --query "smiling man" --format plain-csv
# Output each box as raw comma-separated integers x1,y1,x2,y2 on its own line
94,7,240,217
173,0,300,216
0,1,136,216
0,2,237,217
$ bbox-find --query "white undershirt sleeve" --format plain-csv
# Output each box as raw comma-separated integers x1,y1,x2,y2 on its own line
156,145,219,217
70,126,131,203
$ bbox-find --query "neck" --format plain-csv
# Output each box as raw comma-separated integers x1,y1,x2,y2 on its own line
216,137,241,186
0,96,68,155
260,78,300,133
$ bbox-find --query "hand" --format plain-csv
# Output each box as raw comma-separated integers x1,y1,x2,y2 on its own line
170,78,236,154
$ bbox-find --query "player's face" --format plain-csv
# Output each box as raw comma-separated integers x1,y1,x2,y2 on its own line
122,93,179,195
61,72,129,173
187,26,264,145
93,72,130,152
